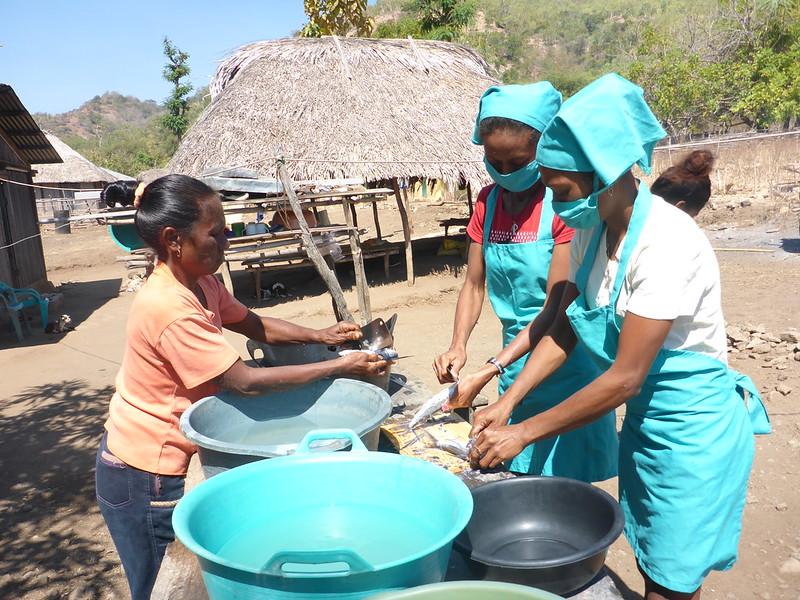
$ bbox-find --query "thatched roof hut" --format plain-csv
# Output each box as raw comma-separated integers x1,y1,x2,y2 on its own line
33,132,131,191
168,37,498,186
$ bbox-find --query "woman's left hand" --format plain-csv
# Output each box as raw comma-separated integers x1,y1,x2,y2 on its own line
469,423,530,470
317,321,363,346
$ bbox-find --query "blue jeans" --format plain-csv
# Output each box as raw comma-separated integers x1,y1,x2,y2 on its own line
95,434,185,600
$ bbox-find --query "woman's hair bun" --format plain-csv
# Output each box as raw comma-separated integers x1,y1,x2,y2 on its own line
681,150,715,178
101,180,138,208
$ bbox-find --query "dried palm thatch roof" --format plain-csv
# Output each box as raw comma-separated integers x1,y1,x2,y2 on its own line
168,36,498,186
33,132,132,184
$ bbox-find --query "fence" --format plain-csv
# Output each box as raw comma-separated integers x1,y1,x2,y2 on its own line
647,130,800,198
35,191,104,221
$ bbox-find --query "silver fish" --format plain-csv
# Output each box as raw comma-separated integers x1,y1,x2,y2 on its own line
408,382,458,430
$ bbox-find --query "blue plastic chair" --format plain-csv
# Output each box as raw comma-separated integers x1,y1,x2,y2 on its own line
0,292,25,341
0,282,50,339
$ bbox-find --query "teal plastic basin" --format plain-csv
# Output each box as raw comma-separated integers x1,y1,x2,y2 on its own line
181,378,392,477
372,581,564,599
173,429,474,600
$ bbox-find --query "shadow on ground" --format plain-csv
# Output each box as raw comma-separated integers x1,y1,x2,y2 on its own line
0,278,121,350
0,379,121,599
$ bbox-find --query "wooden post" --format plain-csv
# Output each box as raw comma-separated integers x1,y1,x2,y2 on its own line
349,202,359,228
341,195,372,323
466,182,474,217
371,200,382,241
220,260,234,295
276,161,354,322
401,185,413,234
391,178,415,286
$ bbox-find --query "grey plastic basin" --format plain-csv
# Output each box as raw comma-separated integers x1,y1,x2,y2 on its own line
181,378,392,477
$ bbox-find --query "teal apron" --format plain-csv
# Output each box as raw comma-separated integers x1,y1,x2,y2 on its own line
482,184,618,481
566,184,770,592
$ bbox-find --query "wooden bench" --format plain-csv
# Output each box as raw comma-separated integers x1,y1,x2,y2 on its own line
438,217,470,239
242,244,401,295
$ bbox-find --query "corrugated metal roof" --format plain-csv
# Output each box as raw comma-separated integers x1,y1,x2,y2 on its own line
0,84,61,165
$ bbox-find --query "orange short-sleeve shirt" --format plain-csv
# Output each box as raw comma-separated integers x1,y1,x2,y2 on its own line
104,263,249,475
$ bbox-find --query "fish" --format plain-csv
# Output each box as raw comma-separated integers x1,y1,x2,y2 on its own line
338,348,401,360
408,382,458,430
434,438,470,460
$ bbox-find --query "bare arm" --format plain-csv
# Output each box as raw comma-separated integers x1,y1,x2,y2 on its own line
225,311,361,346
467,282,580,431
448,244,574,410
433,242,486,382
472,312,672,468
495,242,572,368
217,352,388,396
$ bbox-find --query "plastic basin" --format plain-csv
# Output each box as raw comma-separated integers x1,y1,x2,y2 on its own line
181,378,391,477
173,429,474,600
372,581,564,599
453,477,623,595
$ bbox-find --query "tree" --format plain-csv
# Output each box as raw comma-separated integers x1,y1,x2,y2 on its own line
406,0,476,41
161,37,193,141
300,0,373,37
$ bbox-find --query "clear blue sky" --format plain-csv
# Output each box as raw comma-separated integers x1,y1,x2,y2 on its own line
1,0,308,114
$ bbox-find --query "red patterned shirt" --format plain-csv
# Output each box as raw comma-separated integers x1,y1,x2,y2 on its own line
467,183,574,245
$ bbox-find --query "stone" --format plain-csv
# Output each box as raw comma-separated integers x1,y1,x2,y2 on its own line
751,323,767,334
741,199,753,207
778,374,789,381
765,334,782,343
777,384,793,396
780,331,800,344
68,585,94,600
795,353,800,362
779,557,800,574
768,391,783,403
751,342,772,354
726,325,749,343
776,503,789,512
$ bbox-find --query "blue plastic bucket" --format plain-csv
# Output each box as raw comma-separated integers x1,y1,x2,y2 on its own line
173,429,474,600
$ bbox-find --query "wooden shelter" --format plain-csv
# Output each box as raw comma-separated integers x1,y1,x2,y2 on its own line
0,84,61,288
168,37,498,284
171,36,496,185
33,132,132,217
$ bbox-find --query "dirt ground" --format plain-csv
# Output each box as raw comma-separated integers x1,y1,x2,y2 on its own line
0,196,798,599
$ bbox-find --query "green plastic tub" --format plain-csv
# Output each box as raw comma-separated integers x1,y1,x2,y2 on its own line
372,581,564,599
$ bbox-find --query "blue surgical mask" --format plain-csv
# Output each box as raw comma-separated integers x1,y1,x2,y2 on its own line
552,175,611,229
483,157,540,193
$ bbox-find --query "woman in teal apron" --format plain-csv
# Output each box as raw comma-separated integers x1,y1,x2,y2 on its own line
468,74,770,598
433,82,617,481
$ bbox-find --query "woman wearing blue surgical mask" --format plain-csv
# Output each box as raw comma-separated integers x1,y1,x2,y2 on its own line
467,74,770,599
433,82,618,482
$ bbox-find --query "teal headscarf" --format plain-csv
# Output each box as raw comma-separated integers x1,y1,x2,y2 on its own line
472,82,563,144
536,73,666,185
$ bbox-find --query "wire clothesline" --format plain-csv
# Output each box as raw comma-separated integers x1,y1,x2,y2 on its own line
0,221,73,251
0,176,105,192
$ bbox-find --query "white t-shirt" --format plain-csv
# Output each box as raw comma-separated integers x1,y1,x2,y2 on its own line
568,195,728,363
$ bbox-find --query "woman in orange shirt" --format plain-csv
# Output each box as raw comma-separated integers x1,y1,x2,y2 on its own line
95,175,387,600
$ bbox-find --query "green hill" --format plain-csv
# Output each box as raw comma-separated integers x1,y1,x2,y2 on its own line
34,92,163,140
372,0,800,136
32,89,209,177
